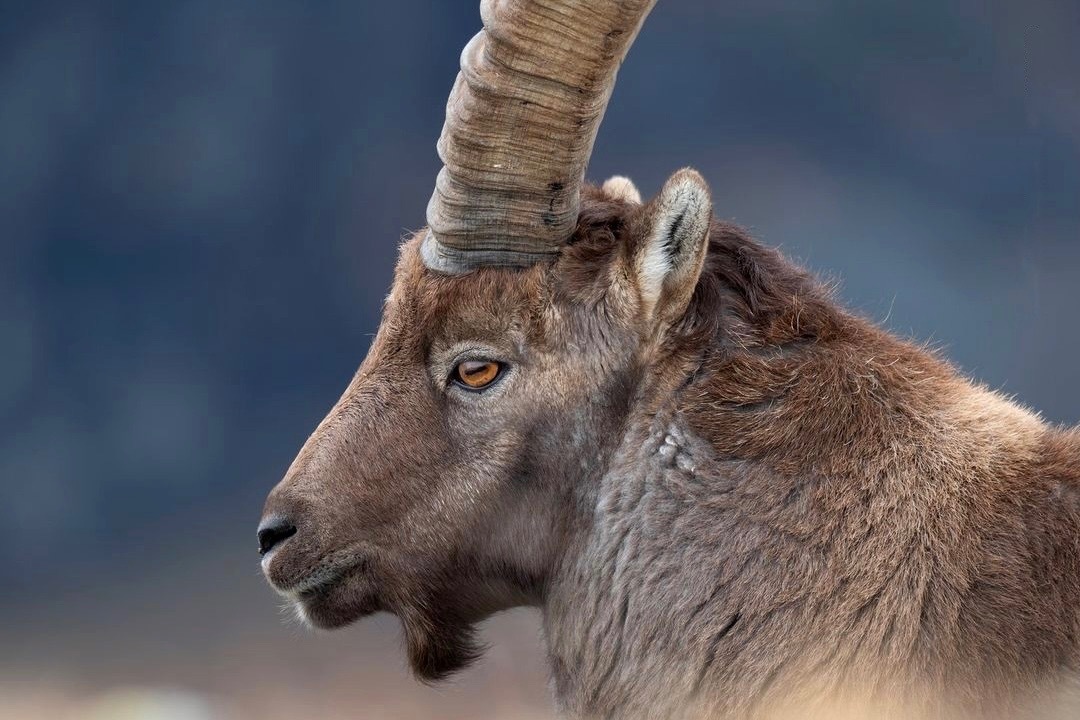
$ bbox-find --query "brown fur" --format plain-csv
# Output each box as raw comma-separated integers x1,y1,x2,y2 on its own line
261,177,1080,717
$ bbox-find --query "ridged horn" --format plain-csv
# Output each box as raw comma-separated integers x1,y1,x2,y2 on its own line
422,0,658,272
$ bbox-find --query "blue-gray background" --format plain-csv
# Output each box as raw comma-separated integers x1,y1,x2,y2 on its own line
2,1,1077,717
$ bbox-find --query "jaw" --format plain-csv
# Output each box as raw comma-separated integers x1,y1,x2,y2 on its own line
298,582,484,682
282,561,490,682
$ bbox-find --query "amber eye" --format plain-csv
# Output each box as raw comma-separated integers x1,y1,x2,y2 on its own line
452,360,503,391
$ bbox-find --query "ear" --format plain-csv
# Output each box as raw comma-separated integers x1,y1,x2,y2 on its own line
601,175,642,204
634,168,713,326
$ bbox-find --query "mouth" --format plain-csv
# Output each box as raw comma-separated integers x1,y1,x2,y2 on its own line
263,551,383,629
294,572,382,629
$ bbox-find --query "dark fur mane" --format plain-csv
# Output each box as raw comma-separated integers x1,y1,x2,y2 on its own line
570,184,841,355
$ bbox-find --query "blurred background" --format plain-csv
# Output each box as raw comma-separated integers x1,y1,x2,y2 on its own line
1,0,1078,717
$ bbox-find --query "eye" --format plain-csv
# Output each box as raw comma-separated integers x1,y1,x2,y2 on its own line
451,359,504,391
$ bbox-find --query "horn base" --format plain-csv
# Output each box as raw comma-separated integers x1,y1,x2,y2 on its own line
420,231,558,274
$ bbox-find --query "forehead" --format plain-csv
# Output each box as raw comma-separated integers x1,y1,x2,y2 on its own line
388,235,551,346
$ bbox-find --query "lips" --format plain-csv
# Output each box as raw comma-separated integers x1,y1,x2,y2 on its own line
265,555,347,595
262,541,353,592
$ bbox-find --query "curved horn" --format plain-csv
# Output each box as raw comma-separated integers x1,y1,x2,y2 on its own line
422,0,657,272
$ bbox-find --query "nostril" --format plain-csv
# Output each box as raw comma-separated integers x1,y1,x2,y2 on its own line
257,516,297,556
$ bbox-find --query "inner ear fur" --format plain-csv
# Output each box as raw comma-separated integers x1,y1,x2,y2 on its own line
633,168,714,327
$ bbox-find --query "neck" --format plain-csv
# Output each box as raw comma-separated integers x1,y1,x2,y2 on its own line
538,232,1080,719
542,402,708,718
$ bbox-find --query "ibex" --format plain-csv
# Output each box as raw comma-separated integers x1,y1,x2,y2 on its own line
258,1,1080,717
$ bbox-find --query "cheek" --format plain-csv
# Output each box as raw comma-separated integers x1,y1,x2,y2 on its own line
446,414,527,486
388,426,526,551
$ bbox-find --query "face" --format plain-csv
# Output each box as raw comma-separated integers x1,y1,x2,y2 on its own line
258,173,713,680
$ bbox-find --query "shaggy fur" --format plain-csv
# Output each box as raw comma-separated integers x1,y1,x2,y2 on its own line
261,173,1080,718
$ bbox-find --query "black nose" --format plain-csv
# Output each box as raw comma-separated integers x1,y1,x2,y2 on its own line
257,515,297,556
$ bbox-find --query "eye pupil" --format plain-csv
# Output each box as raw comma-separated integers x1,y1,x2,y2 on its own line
455,360,501,389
